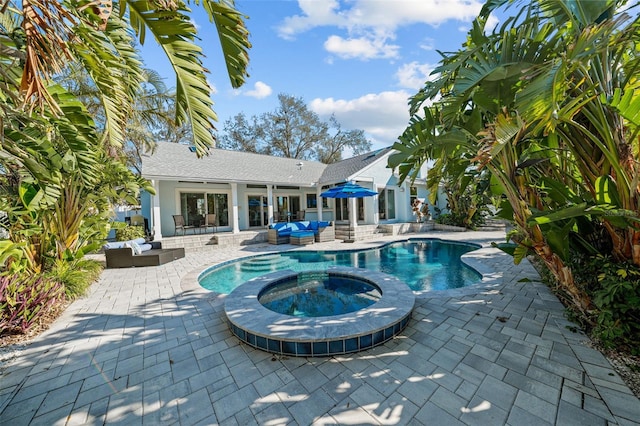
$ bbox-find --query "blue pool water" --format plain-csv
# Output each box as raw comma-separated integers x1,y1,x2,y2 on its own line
258,273,382,317
199,239,482,294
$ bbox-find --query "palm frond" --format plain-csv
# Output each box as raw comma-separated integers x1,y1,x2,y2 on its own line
70,15,142,152
195,0,251,89
20,0,77,111
126,0,218,156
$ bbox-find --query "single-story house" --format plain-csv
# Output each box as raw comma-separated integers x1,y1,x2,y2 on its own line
139,142,437,240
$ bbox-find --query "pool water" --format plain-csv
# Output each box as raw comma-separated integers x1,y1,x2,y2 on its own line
199,239,482,294
258,273,382,317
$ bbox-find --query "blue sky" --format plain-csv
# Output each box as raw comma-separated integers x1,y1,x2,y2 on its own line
141,0,494,152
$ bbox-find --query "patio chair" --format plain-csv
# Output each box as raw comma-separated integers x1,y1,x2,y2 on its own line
173,214,195,236
295,210,305,221
130,214,145,227
202,213,217,233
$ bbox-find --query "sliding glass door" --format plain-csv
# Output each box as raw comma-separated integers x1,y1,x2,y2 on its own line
180,192,228,227
275,195,300,221
335,198,364,221
248,195,268,227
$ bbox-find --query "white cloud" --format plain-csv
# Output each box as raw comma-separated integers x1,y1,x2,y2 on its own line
484,14,501,32
243,81,273,99
310,90,412,149
324,34,400,60
395,62,436,90
278,0,484,37
278,0,484,62
419,38,435,51
207,79,217,95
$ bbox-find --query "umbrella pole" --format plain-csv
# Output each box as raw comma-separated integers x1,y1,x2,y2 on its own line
347,197,356,243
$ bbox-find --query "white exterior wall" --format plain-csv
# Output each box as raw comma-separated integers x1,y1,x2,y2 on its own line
351,155,414,223
147,180,337,238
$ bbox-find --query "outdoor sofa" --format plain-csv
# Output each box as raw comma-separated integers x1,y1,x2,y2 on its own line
103,238,185,268
268,221,334,245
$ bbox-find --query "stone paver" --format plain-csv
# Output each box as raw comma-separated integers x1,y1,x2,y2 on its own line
1,231,639,425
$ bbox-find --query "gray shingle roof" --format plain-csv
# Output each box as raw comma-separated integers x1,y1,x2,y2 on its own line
141,142,393,187
141,142,327,186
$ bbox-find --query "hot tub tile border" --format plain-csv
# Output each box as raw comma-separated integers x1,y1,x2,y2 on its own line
224,266,415,357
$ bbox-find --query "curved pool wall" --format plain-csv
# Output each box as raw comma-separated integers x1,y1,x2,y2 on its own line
224,267,415,357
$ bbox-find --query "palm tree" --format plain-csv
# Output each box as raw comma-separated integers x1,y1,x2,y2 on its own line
390,0,640,316
2,0,250,157
0,0,251,271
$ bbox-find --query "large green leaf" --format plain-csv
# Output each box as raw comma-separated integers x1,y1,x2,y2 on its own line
594,175,622,207
126,0,218,156
603,88,640,127
544,221,574,261
197,0,251,89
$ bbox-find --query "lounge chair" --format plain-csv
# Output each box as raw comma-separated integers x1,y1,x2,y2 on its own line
103,238,185,268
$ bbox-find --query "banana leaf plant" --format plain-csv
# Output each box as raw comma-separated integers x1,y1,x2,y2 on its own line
390,0,640,317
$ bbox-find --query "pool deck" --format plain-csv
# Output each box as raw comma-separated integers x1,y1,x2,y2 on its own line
1,231,639,425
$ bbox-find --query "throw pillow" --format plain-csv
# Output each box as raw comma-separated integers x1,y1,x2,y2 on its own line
129,241,143,255
124,241,142,255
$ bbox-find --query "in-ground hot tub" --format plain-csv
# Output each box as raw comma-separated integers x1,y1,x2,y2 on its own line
224,266,415,357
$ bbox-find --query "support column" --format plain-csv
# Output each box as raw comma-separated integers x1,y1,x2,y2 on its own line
373,192,380,225
152,180,163,240
267,185,274,225
231,183,240,234
316,186,323,221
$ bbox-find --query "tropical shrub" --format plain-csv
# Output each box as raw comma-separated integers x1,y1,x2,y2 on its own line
0,275,65,335
46,259,103,300
115,225,146,242
571,255,640,353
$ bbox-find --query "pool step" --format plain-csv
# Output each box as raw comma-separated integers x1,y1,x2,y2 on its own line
240,255,299,272
387,247,414,257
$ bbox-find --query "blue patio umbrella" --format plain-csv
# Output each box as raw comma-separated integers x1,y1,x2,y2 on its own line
320,182,378,199
320,183,377,241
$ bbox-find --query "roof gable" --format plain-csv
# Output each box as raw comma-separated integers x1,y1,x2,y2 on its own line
319,147,393,184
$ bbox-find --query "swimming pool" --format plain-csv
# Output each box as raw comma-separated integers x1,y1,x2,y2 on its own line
199,238,482,294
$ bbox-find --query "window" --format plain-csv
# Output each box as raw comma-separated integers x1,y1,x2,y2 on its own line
378,188,396,220
333,198,364,221
248,195,267,227
180,193,206,226
207,193,229,226
410,186,418,206
378,190,386,220
307,193,329,209
387,189,396,219
275,195,300,221
336,199,349,221
306,194,317,209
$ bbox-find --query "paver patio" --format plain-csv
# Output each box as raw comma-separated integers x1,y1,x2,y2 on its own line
1,231,639,425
